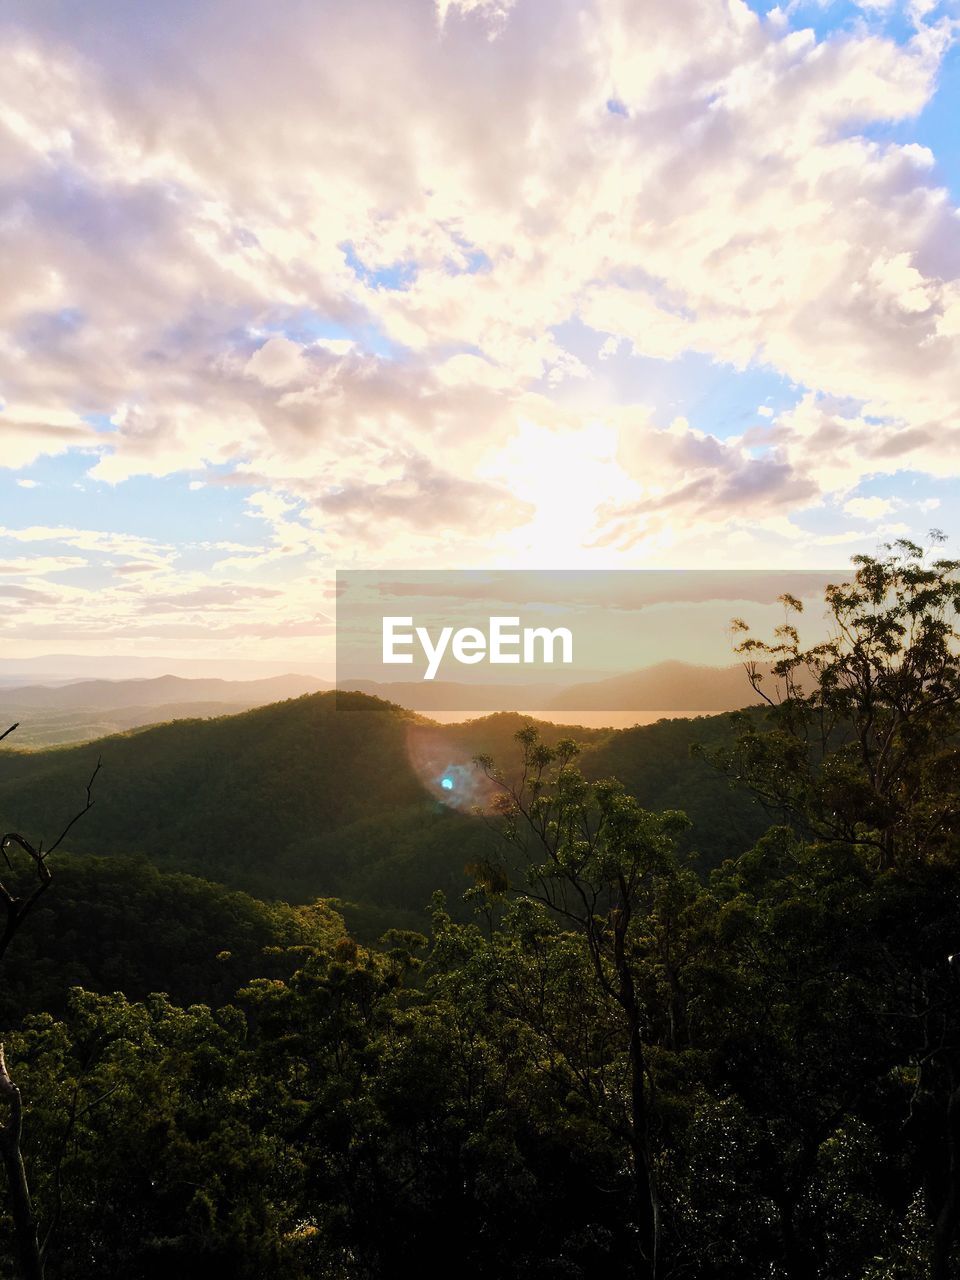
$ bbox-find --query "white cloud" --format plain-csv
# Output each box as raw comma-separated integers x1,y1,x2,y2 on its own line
0,523,172,562
843,496,895,519
436,0,518,30
245,337,309,388
0,404,100,468
0,555,87,575
314,338,356,355
0,0,955,653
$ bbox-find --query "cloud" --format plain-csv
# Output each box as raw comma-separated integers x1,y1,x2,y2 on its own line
754,393,960,495
435,0,518,33
0,0,957,659
0,555,87,575
843,495,895,519
591,415,819,549
322,453,533,532
245,337,310,388
0,524,172,562
0,405,100,468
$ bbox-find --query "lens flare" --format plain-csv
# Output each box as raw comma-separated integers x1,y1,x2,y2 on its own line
404,723,499,812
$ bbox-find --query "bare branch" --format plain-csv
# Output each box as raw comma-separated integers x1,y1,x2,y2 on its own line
0,754,102,961
44,757,101,858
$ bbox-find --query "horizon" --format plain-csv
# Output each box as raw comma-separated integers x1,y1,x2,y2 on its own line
0,651,767,687
0,647,775,739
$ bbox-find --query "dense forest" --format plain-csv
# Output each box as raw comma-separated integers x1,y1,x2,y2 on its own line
0,696,766,933
1,542,959,1278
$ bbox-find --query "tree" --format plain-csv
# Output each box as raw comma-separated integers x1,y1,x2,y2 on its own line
473,728,693,1279
715,537,960,1278
5,989,299,1280
0,726,99,1280
722,534,960,870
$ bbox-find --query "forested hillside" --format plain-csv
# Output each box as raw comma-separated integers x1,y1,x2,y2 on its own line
0,854,343,1026
0,694,764,922
1,548,958,1280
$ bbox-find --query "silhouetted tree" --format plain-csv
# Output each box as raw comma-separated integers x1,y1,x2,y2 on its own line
0,726,98,1280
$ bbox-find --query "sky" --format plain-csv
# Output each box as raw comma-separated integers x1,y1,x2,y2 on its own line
0,0,958,675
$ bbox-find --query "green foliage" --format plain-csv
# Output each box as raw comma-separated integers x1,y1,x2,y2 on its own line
0,693,762,924
719,536,960,869
3,990,303,1279
0,853,344,1027
1,547,959,1279
578,711,770,867
0,694,428,902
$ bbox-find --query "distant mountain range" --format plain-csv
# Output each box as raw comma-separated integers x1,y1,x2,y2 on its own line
0,675,331,747
0,673,330,711
337,678,565,710
0,663,772,748
340,660,766,714
547,660,767,711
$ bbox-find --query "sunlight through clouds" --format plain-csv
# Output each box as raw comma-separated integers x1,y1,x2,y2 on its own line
0,0,958,660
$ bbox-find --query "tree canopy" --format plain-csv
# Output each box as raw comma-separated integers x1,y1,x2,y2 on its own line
1,542,959,1278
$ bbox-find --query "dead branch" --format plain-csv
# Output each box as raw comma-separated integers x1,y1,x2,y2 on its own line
0,737,102,961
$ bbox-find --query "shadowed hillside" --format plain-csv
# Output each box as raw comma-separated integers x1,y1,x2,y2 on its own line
0,853,344,1027
0,692,768,925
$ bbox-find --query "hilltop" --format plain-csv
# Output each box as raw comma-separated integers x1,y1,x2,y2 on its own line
0,674,332,747
0,691,768,928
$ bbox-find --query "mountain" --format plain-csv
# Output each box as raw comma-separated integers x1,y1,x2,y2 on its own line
338,678,564,711
0,673,330,711
547,660,767,712
0,701,318,749
0,664,774,749
340,661,778,716
0,692,769,931
0,653,332,682
0,674,333,748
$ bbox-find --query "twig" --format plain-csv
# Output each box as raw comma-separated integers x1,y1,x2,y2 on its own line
44,758,101,858
0,755,102,961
